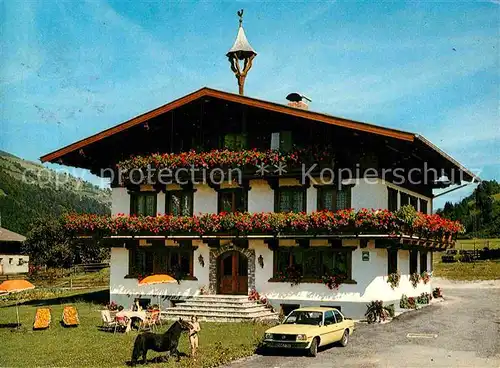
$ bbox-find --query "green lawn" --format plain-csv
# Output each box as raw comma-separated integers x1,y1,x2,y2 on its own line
0,290,270,367
455,238,500,250
431,238,500,280
32,268,110,288
433,259,500,280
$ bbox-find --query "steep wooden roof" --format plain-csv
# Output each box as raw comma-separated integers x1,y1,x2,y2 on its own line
40,87,475,181
40,87,414,162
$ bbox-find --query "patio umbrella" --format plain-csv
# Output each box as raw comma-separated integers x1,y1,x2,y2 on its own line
0,280,35,328
138,274,176,307
138,274,177,286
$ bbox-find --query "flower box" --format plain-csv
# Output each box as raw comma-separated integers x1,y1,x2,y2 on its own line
62,209,464,243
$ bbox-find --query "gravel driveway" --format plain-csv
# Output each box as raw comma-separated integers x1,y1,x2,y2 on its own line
226,284,500,368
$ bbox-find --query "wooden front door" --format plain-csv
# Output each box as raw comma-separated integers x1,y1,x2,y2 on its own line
218,251,248,295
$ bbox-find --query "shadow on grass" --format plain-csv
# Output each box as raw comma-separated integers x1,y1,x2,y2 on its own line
125,352,189,366
0,289,109,309
0,323,20,329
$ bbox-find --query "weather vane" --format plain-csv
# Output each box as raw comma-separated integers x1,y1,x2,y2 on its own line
238,9,243,26
226,9,257,95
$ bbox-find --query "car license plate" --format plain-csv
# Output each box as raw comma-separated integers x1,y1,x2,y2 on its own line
272,343,291,348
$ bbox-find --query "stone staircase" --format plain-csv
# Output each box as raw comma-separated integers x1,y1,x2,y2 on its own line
161,295,279,322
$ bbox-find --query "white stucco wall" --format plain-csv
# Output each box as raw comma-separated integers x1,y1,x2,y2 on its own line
109,242,210,307
250,240,431,306
306,186,317,213
111,188,130,215
0,255,29,275
157,192,166,215
193,184,217,214
248,180,274,213
351,178,388,210
111,177,432,215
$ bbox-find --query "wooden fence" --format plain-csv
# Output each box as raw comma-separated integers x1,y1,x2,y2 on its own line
0,262,110,289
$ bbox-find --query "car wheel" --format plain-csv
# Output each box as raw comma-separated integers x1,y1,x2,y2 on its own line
340,330,349,347
308,337,319,357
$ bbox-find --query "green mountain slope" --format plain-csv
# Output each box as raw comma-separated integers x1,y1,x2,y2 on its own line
0,150,110,235
437,180,500,238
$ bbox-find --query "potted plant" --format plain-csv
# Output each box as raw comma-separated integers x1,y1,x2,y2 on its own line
365,300,392,323
387,271,401,289
409,272,421,288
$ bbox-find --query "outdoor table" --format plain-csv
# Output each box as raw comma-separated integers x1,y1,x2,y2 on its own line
115,310,147,332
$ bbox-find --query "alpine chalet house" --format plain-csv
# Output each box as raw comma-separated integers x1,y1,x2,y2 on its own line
41,15,472,320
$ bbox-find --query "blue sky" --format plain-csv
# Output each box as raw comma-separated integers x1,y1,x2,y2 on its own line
1,1,499,209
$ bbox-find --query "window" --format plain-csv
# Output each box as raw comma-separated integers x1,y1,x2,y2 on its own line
130,192,157,216
419,199,428,214
218,188,247,213
136,298,151,310
409,195,418,211
223,133,247,150
317,186,352,211
333,310,343,323
387,249,398,274
129,246,194,278
280,304,300,317
400,192,409,207
276,187,306,213
420,251,428,273
409,250,418,274
9,258,13,265
166,190,193,216
324,310,335,325
18,258,23,266
388,188,398,211
274,247,352,280
271,131,292,152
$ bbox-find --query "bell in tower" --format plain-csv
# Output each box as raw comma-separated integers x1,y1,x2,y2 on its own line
226,9,257,95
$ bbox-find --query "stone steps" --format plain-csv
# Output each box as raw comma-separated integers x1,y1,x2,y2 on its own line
162,295,279,323
161,310,279,323
165,305,269,314
178,302,266,310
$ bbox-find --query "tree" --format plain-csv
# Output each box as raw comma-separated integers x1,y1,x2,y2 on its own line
23,218,109,268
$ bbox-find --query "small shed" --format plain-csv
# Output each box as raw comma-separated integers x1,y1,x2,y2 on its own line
0,227,29,275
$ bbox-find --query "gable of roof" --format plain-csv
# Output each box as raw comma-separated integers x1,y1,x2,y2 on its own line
0,227,26,243
39,87,476,182
40,87,415,163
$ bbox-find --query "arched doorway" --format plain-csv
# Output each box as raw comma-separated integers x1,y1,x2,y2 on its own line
217,251,248,295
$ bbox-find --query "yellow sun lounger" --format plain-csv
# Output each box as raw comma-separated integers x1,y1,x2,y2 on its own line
33,308,51,330
62,306,80,327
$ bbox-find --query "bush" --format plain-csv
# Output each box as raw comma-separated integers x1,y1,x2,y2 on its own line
416,292,432,304
432,287,443,298
400,294,416,309
385,303,395,317
365,300,392,323
0,288,64,304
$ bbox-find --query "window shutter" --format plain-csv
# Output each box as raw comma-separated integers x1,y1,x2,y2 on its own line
128,248,135,275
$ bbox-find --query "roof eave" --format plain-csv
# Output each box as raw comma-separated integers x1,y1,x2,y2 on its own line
415,135,478,183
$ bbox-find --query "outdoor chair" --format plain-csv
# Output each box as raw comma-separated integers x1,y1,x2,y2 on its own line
33,308,51,330
100,310,118,332
114,315,129,334
62,306,80,327
140,310,160,332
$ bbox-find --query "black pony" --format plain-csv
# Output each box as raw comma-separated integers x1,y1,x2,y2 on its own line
130,318,192,365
